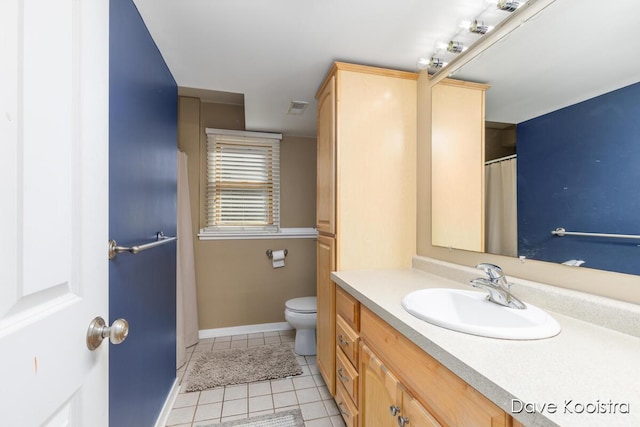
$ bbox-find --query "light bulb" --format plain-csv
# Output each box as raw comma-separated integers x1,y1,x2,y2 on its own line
498,0,520,12
429,57,445,69
447,41,464,53
470,20,489,34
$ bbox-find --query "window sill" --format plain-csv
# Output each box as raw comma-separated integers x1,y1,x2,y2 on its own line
197,227,318,241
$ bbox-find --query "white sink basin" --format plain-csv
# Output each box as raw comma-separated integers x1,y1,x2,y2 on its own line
401,288,561,340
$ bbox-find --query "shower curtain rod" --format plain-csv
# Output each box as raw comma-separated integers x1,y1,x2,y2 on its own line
485,154,516,166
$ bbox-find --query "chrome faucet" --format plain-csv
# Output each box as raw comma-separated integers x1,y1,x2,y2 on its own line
470,263,526,309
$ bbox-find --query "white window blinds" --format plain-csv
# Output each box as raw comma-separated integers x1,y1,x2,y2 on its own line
205,129,281,233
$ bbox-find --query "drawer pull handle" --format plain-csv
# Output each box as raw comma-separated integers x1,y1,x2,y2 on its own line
398,415,410,426
338,334,350,346
338,401,351,418
389,405,401,416
337,367,349,383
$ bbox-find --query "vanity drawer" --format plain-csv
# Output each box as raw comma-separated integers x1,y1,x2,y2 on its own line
336,286,359,330
336,345,359,403
336,315,359,367
335,381,359,427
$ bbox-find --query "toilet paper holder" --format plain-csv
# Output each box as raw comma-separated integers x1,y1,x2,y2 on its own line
266,249,288,259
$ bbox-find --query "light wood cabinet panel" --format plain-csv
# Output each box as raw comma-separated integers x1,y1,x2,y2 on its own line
359,344,400,427
335,67,417,270
361,343,442,427
315,62,417,271
400,385,442,427
336,381,359,427
315,62,417,400
316,234,336,395
316,75,336,236
336,346,359,404
336,286,359,330
336,315,359,367
360,306,509,427
431,78,489,253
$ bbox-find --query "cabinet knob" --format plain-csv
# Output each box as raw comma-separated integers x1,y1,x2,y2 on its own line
338,334,350,346
338,401,351,418
389,405,401,416
398,415,410,426
337,367,350,383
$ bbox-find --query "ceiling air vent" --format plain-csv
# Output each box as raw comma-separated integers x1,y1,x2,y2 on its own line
287,101,308,116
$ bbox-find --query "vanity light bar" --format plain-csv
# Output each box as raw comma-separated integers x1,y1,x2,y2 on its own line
423,0,533,73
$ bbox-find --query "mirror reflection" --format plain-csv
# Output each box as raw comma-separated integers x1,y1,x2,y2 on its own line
433,0,640,276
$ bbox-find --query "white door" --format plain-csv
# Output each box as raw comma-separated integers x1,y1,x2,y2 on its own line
0,0,110,426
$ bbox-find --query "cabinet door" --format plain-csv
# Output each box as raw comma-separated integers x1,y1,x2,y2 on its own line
359,344,401,427
361,307,509,427
317,234,336,395
316,75,336,235
431,79,488,253
400,386,442,427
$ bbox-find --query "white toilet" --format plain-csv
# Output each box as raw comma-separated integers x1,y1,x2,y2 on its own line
284,296,317,356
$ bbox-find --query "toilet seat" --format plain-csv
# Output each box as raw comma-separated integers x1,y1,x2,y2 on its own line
285,296,317,313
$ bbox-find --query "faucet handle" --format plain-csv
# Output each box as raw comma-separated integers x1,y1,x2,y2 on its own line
475,263,504,281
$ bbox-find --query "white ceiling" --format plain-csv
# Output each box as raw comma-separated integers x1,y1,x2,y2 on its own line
133,0,487,137
134,0,640,137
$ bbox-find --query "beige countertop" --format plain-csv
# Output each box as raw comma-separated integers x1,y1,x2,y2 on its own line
332,267,640,427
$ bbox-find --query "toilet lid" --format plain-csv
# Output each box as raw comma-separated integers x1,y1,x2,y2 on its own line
286,297,317,313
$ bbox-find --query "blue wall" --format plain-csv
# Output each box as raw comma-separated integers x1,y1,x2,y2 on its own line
517,82,640,275
109,1,177,426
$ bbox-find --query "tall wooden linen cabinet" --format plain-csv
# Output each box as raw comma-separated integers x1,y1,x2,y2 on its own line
315,62,418,400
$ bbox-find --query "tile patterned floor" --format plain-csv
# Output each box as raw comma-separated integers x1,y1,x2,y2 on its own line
166,330,346,427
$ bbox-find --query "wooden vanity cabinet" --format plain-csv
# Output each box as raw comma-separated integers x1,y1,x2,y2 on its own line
336,378,359,427
360,305,511,427
400,384,443,427
359,344,400,427
315,62,417,395
335,287,360,425
316,234,335,394
360,344,441,427
316,74,336,236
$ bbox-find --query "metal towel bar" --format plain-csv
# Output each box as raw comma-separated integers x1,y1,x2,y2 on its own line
109,231,176,260
551,227,640,240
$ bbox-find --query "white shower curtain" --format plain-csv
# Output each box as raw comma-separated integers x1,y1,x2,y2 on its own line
485,157,518,257
177,150,199,369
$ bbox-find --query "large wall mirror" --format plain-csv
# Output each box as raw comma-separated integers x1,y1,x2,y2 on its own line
432,0,640,276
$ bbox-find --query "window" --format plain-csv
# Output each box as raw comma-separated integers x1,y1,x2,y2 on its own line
202,129,281,236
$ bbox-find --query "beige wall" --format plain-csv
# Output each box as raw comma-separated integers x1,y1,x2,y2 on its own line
416,73,640,305
178,96,317,330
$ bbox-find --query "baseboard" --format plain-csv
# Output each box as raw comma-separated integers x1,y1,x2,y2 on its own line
199,321,292,339
154,377,180,427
